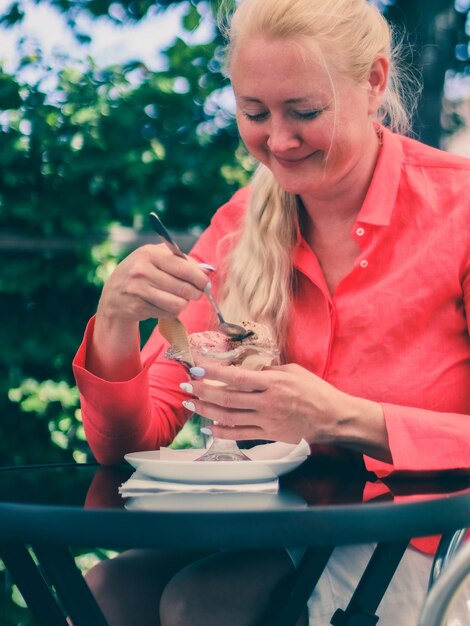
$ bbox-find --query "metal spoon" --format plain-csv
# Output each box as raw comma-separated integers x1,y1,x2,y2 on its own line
149,212,252,341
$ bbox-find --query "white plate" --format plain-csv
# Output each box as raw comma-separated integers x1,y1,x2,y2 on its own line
124,451,308,484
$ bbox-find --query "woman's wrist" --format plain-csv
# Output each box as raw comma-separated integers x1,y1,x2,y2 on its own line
86,310,143,382
333,394,392,463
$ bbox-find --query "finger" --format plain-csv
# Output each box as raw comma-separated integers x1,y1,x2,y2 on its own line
192,383,265,412
123,274,193,318
139,288,190,318
183,397,258,427
194,363,270,391
123,261,207,316
151,245,210,291
146,269,206,305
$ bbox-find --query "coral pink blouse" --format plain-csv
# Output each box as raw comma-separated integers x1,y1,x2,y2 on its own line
74,127,470,480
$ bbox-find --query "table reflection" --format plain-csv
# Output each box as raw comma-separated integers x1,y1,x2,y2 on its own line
1,455,469,514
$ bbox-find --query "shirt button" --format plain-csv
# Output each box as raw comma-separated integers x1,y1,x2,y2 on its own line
356,227,365,237
360,259,368,268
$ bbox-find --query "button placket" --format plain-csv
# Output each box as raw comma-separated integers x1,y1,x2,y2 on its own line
354,224,369,269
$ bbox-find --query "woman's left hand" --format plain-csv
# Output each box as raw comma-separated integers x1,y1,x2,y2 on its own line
183,363,391,461
184,364,357,443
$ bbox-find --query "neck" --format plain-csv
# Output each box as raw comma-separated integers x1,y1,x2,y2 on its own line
299,125,382,233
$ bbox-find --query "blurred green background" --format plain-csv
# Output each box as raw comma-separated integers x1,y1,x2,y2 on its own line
0,0,469,623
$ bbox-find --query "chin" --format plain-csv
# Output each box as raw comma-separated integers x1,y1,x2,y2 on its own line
267,165,325,196
272,176,314,195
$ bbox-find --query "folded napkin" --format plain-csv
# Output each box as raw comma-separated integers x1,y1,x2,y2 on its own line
119,439,310,497
119,471,279,496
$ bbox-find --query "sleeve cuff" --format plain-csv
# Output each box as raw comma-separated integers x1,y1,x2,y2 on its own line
364,402,470,477
72,315,158,436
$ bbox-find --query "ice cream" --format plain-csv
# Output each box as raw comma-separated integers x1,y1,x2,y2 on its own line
189,321,278,370
187,322,278,462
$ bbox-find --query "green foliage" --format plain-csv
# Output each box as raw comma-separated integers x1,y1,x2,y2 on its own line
0,50,243,236
0,0,253,468
169,413,206,449
1,4,250,611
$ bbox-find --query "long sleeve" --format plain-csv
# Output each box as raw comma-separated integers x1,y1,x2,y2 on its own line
364,403,470,478
73,189,249,465
364,236,470,478
73,316,187,465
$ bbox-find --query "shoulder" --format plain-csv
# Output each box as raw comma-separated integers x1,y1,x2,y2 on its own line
189,186,251,263
202,185,251,242
391,133,470,215
398,133,470,174
209,186,251,229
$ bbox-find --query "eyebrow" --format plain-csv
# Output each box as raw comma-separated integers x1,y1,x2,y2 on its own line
237,96,315,104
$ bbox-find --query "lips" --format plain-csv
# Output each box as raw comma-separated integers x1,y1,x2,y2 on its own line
272,153,314,167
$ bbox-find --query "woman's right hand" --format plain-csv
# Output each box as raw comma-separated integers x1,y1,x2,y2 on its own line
87,244,209,381
97,243,209,325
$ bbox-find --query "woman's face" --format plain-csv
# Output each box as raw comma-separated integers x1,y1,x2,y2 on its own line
231,37,382,201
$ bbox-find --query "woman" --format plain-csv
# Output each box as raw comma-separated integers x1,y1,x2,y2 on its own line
73,0,470,624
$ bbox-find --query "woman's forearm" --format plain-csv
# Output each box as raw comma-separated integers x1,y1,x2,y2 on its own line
333,395,392,463
85,310,143,382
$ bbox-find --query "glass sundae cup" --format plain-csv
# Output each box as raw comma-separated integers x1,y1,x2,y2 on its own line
188,322,279,462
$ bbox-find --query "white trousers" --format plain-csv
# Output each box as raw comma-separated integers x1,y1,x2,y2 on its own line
301,544,433,626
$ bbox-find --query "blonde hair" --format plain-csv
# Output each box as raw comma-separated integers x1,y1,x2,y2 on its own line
217,0,419,355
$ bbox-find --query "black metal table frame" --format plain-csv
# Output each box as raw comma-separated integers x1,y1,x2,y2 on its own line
1,467,470,626
0,536,410,626
1,537,462,626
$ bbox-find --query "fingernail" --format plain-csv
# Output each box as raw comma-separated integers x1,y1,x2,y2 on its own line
203,282,212,294
190,366,206,377
180,382,193,394
200,427,213,436
198,263,216,272
182,400,196,412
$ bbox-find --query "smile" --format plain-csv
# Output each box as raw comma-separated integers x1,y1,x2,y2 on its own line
272,153,315,167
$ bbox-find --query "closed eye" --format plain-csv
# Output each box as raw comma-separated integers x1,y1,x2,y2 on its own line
242,111,269,122
290,109,324,120
241,109,324,123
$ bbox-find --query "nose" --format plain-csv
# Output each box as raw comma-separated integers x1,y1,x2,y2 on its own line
266,120,302,153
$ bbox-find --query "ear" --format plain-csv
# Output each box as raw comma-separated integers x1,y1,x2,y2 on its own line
367,55,389,115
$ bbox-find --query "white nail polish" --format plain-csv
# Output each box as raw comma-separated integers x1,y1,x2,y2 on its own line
182,400,196,412
200,427,213,436
198,263,216,272
190,366,206,377
180,382,193,394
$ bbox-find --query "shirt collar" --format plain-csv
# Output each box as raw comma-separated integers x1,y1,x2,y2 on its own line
292,126,403,246
356,125,404,227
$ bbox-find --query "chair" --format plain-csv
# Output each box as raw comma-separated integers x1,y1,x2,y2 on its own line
417,537,470,626
429,528,468,589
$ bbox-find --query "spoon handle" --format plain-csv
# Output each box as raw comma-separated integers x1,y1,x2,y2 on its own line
148,213,250,341
149,212,186,259
203,283,224,326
